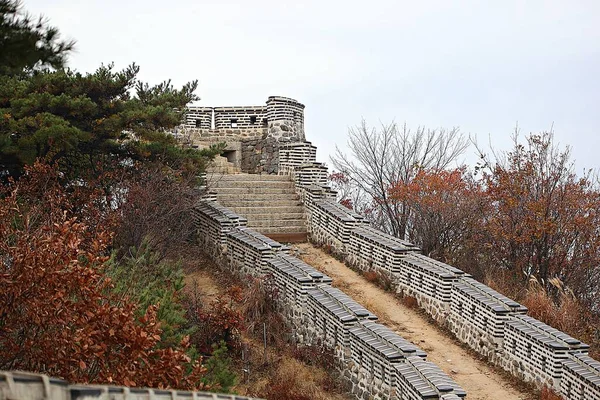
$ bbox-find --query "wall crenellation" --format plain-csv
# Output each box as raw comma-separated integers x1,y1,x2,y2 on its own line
502,315,589,388
561,353,600,400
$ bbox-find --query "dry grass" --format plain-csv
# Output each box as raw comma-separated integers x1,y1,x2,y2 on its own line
522,277,600,359
539,386,562,400
253,358,341,400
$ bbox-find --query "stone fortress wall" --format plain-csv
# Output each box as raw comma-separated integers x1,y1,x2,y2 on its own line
279,141,600,400
0,370,262,400
194,199,467,400
179,96,305,174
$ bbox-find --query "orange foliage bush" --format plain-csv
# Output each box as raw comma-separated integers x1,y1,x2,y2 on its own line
540,386,563,400
0,163,206,389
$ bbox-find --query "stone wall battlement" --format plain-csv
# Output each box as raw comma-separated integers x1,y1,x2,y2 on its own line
182,96,305,142
0,370,263,400
281,140,600,399
193,193,465,400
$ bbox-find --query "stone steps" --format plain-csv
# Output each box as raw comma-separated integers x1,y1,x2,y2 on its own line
219,199,303,207
251,225,308,234
216,174,291,182
213,187,298,195
206,156,241,174
217,193,301,201
211,172,307,242
247,219,306,227
228,206,304,215
230,211,305,220
212,180,294,189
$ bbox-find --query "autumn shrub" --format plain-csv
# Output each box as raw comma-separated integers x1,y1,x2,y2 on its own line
0,162,206,389
113,165,199,260
290,343,336,371
185,287,245,355
402,295,419,309
105,240,191,349
363,270,378,283
539,386,562,400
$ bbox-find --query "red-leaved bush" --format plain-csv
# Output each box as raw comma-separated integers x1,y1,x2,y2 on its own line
0,162,206,389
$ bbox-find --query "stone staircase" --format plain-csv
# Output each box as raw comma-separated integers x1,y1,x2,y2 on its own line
209,173,307,242
206,155,240,174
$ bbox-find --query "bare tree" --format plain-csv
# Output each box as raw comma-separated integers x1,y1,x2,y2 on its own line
330,120,469,238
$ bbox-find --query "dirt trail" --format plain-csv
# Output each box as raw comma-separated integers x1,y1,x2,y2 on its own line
295,243,533,400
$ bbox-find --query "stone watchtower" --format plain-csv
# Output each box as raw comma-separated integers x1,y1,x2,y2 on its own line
179,96,306,174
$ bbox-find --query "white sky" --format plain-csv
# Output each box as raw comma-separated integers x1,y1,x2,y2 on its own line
25,0,600,172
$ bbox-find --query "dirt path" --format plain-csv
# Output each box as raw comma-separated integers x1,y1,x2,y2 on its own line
295,243,534,400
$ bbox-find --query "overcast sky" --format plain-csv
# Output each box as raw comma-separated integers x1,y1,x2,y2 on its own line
25,0,600,172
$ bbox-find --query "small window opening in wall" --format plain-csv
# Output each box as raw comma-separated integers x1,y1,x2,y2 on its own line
195,119,201,128
250,115,257,124
230,118,238,128
526,343,532,359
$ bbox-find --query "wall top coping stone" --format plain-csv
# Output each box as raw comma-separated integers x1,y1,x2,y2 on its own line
409,356,466,396
396,356,466,398
197,200,248,225
401,253,464,280
409,253,465,276
226,228,272,252
316,200,364,223
238,227,289,252
0,370,263,400
267,253,332,284
266,96,306,108
307,285,378,323
507,315,589,351
563,353,600,385
350,320,427,360
455,277,527,313
352,225,421,253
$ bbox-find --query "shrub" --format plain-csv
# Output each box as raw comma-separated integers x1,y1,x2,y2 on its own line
186,289,244,355
402,295,419,309
539,386,562,400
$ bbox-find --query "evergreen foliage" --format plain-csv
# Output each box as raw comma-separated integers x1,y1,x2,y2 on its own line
0,63,222,179
0,0,75,75
105,241,192,348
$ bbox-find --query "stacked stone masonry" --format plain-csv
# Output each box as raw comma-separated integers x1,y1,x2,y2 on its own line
193,196,466,400
281,139,600,399
0,370,262,400
561,354,600,400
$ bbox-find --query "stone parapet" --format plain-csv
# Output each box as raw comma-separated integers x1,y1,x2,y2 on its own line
0,370,263,400
278,136,600,399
